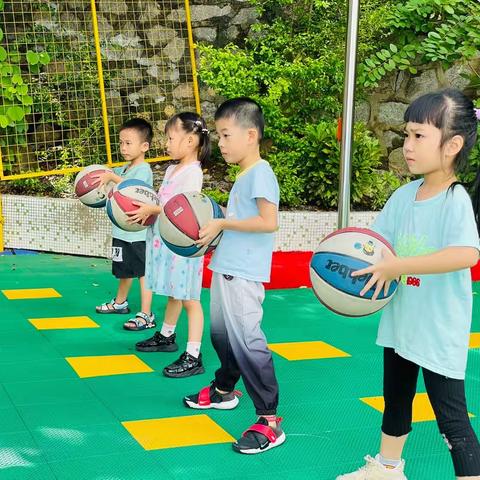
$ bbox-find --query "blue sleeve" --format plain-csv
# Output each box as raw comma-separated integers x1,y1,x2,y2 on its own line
371,194,396,245
250,164,280,206
135,165,153,187
444,188,479,250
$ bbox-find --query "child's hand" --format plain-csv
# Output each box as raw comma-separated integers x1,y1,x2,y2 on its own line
92,171,113,187
196,219,225,246
126,201,157,225
351,248,401,301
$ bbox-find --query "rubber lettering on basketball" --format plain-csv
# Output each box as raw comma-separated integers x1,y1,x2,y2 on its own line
325,259,370,285
312,252,398,299
134,187,158,204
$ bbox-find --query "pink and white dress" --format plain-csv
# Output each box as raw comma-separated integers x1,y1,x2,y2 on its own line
145,162,203,300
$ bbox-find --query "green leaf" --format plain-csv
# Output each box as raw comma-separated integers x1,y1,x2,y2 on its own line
0,47,7,62
0,115,9,128
389,44,398,53
39,52,51,65
6,106,25,121
8,52,21,63
444,5,454,14
11,74,22,85
21,95,33,106
26,50,39,65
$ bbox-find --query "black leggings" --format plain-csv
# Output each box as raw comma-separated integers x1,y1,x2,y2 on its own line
382,348,480,477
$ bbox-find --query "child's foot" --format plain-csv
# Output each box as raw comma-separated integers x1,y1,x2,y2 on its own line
123,312,156,331
183,383,240,410
336,455,407,479
96,298,130,314
135,332,178,352
163,352,205,378
232,416,285,454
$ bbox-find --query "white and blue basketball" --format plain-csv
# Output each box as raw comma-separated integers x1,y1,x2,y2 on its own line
74,164,113,208
158,191,224,257
106,179,159,232
310,227,398,317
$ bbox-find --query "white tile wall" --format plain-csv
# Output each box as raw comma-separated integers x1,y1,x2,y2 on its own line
2,195,379,256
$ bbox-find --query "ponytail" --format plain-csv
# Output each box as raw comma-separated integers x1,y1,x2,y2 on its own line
165,112,211,165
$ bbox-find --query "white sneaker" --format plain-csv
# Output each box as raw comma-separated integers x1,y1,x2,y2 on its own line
336,455,407,480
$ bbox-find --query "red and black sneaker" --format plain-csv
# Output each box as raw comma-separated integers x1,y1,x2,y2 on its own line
232,417,286,454
183,383,241,410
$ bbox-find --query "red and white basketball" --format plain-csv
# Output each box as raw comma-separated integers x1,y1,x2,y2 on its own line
158,191,224,257
74,164,113,208
106,179,159,232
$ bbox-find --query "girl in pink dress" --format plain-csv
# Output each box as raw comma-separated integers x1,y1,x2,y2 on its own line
126,112,210,378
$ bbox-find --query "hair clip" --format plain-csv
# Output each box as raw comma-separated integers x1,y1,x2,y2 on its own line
201,128,210,135
475,108,480,121
194,120,202,127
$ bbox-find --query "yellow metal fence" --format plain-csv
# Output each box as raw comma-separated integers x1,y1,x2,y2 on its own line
0,0,201,181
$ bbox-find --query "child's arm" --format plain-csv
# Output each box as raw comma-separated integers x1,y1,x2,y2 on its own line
196,198,278,246
93,171,123,187
354,246,479,300
126,201,163,225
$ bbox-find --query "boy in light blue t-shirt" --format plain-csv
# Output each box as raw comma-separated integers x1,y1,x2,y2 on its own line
94,118,155,330
183,98,285,455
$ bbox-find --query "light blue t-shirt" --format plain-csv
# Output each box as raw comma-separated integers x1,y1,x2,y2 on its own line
372,179,479,379
209,160,280,283
111,162,153,243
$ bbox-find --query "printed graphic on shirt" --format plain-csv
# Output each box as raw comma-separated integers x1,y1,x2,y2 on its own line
395,234,436,288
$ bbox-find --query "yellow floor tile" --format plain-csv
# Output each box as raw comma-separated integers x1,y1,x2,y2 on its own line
268,340,350,361
66,354,153,378
29,316,99,330
469,333,480,348
361,393,474,422
2,288,61,300
122,414,235,450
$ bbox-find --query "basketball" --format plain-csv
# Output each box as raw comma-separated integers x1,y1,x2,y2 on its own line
158,191,224,257
74,164,113,208
310,227,398,317
106,179,159,232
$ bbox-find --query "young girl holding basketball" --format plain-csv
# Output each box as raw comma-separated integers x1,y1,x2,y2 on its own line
337,89,480,479
125,112,211,379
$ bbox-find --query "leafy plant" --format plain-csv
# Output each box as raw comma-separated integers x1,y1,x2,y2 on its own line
359,0,480,87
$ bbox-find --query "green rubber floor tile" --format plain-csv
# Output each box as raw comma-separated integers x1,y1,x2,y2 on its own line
48,452,175,480
0,385,14,409
0,431,47,477
51,340,138,357
0,464,57,480
18,401,118,430
30,423,142,462
0,407,28,434
0,359,74,383
0,340,63,366
158,443,269,479
3,379,97,406
403,453,453,480
100,393,184,422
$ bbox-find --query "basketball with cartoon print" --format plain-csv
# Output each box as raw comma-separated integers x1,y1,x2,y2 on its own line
309,227,399,317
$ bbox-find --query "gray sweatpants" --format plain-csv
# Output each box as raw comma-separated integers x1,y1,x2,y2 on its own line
210,272,279,415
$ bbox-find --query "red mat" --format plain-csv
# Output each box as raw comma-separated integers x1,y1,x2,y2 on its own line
202,252,480,289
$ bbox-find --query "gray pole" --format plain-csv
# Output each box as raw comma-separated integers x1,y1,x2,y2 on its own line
338,0,360,228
